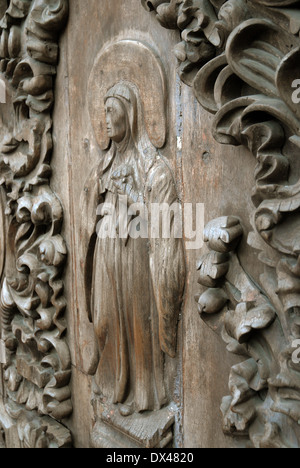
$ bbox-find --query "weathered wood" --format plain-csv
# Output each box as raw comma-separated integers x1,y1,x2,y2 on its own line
2,0,300,449
0,0,71,447
142,0,300,449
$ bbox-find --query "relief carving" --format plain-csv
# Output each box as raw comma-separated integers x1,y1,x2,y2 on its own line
142,0,300,448
82,40,186,448
0,0,71,448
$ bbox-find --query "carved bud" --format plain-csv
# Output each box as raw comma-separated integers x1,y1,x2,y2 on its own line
197,251,229,287
8,26,21,58
196,287,228,315
255,207,283,244
204,216,243,253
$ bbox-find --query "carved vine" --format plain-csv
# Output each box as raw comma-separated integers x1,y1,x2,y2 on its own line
0,0,70,447
142,0,300,448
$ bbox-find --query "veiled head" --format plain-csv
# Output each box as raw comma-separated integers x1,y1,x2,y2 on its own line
105,97,127,144
104,82,139,150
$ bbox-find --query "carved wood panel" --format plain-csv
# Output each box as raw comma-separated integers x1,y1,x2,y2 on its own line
1,0,300,449
142,0,300,449
57,0,187,449
0,0,71,448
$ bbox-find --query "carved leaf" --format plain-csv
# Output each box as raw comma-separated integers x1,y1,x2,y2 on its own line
225,302,276,344
145,0,300,448
226,19,290,98
276,46,300,122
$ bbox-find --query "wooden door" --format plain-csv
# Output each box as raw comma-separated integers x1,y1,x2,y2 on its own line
1,0,300,449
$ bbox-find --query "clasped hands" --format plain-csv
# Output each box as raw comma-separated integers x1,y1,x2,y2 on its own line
111,165,143,206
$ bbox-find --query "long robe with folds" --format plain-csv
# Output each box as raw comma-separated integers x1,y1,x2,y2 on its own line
81,142,186,413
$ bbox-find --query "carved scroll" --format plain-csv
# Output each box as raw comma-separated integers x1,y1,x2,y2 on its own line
0,0,71,448
142,0,300,448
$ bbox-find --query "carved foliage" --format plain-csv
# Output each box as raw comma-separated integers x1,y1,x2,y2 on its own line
142,0,300,448
0,0,70,448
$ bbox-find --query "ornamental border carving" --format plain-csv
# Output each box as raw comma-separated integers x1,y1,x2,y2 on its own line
0,0,70,448
142,0,300,448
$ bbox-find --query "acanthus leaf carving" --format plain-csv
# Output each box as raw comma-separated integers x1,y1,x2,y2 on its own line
142,0,300,447
0,0,71,448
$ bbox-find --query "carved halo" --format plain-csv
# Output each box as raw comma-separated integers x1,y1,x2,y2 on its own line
88,39,167,151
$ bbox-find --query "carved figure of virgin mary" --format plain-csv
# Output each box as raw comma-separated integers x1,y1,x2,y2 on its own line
81,81,185,417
